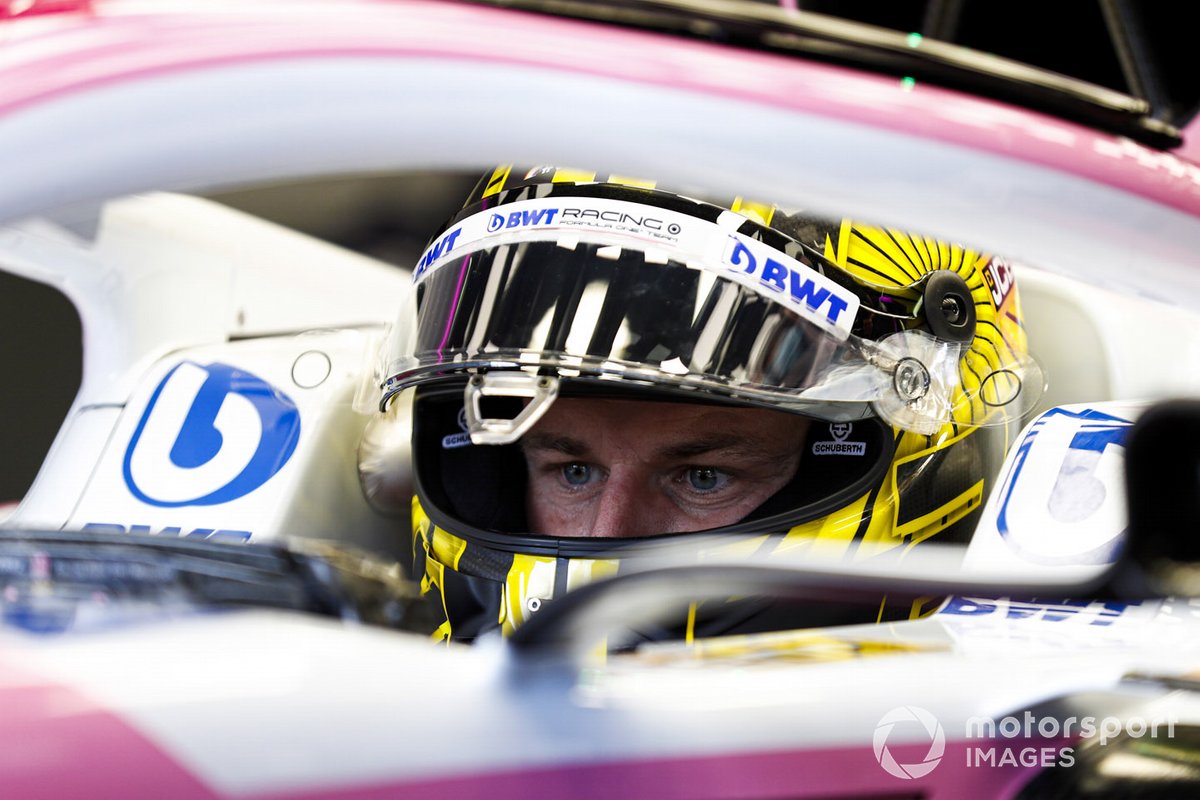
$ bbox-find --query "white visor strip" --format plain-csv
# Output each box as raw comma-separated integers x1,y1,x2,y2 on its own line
411,196,861,340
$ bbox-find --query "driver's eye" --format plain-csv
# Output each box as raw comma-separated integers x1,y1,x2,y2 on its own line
562,463,592,486
687,467,721,491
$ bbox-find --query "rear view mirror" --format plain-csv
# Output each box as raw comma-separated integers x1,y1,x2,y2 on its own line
1116,398,1200,598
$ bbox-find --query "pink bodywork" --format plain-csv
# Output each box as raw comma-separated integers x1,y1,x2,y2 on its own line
1,0,1198,216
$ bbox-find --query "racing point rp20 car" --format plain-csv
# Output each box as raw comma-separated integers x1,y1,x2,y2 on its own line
5,166,1197,800
4,2,1200,799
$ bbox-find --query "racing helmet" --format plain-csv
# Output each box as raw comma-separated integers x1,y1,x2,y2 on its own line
372,165,1040,642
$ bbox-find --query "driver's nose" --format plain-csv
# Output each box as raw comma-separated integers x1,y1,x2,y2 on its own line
583,470,679,538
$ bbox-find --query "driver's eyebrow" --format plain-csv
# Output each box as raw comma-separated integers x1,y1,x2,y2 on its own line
655,433,757,461
520,433,591,457
521,431,772,462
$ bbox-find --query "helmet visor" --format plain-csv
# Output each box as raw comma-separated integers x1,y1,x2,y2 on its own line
382,195,1040,434
384,196,886,419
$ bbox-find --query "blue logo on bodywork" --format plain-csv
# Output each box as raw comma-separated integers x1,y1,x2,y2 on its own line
995,407,1132,564
123,362,300,507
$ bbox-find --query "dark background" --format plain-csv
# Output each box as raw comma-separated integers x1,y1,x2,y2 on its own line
2,0,1194,503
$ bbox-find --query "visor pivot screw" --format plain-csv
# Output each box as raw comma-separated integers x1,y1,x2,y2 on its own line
894,357,931,402
526,597,543,613
923,271,976,343
941,295,965,325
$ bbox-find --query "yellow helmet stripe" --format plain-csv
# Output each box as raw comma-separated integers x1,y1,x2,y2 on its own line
502,553,558,634
606,174,656,189
730,196,776,226
482,165,512,197
552,167,597,183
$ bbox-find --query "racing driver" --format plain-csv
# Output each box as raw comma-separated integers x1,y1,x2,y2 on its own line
366,165,1040,643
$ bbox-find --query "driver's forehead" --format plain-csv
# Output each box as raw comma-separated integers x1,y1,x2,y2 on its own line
523,396,808,456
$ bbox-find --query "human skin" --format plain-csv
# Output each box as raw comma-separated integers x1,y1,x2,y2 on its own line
520,397,809,537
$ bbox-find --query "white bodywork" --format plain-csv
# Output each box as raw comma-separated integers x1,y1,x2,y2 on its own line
2,195,409,555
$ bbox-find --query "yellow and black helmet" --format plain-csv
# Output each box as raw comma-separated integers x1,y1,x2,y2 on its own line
373,165,1040,642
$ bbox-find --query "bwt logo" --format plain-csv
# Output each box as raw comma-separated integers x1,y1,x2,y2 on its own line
413,226,463,279
123,362,300,507
722,237,851,327
487,207,560,232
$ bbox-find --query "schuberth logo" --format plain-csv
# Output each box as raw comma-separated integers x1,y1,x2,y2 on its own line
812,422,866,456
441,406,473,449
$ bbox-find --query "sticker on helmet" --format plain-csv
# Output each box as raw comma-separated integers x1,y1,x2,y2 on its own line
811,422,867,456
442,406,473,449
720,236,853,333
412,197,860,339
984,258,1016,307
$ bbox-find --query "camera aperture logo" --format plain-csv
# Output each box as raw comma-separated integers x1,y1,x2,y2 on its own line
873,706,1178,778
873,706,945,779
